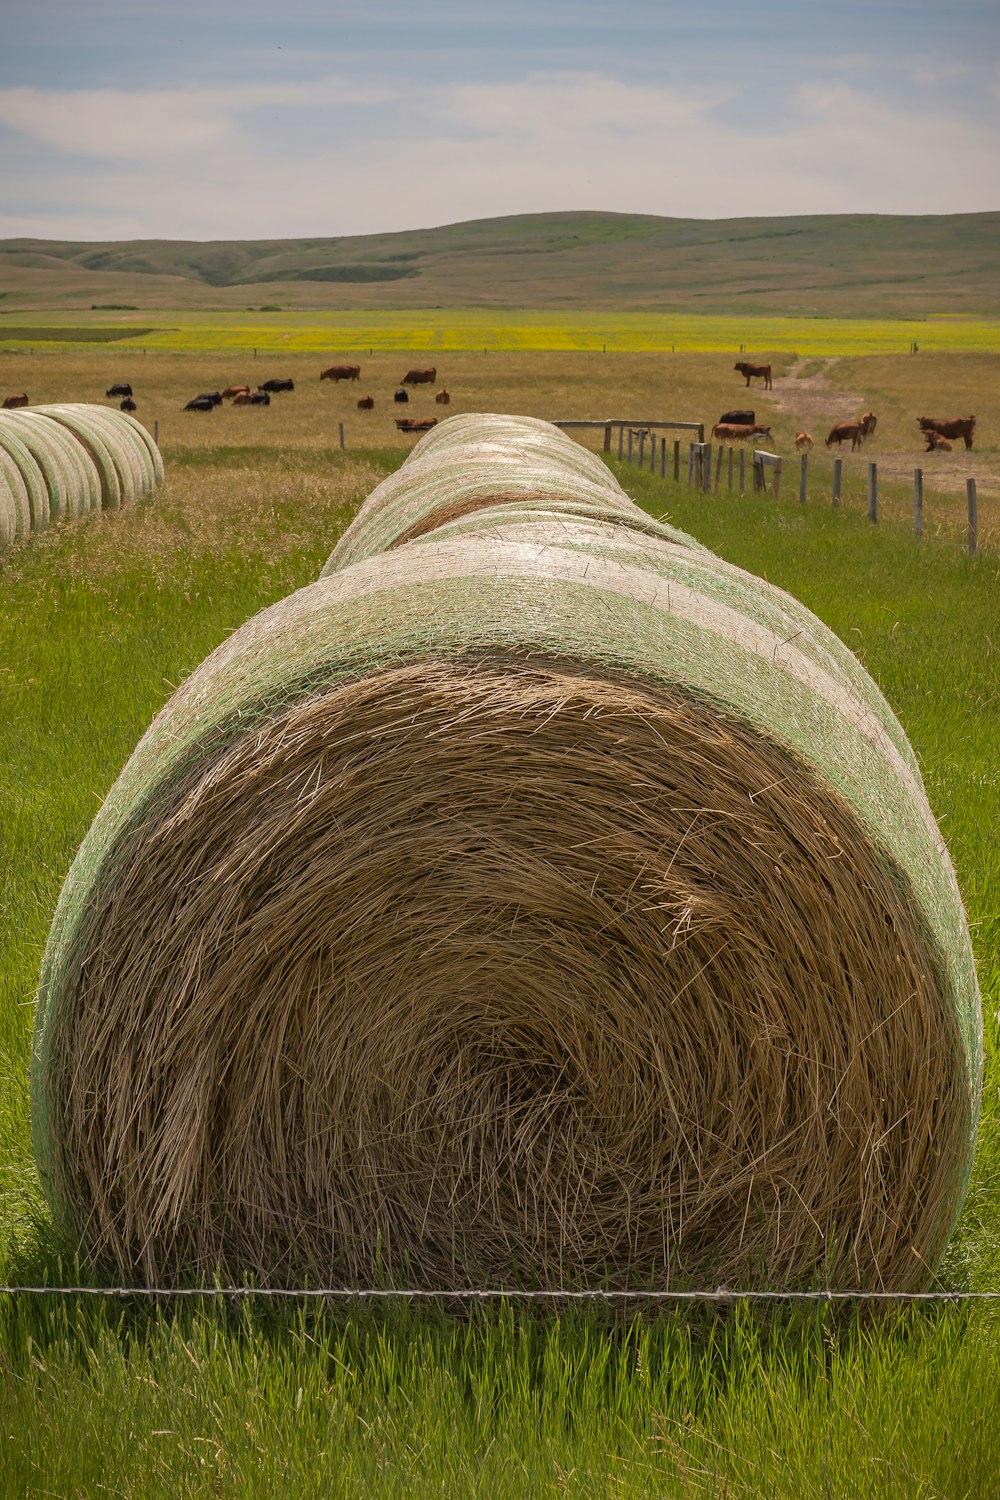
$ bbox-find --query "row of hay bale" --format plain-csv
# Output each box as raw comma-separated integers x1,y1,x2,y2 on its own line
0,404,163,549
33,413,980,1293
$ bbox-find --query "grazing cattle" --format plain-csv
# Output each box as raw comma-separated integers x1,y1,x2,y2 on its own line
794,432,814,451
357,395,375,411
106,383,132,398
734,361,772,390
320,364,361,382
710,422,772,443
119,397,137,413
3,393,28,409
221,385,251,400
917,415,975,450
194,391,222,407
719,409,755,425
434,389,451,405
232,392,253,406
401,367,436,385
258,378,294,393
249,391,271,406
924,429,953,453
184,396,216,412
859,411,878,437
393,388,409,404
825,422,866,451
395,417,438,433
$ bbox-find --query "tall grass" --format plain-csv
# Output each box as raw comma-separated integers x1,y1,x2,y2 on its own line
1,438,999,1496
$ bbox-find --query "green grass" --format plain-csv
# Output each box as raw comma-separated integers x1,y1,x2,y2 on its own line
1,445,999,1495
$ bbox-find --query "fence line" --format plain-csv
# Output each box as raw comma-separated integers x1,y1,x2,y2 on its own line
591,421,988,551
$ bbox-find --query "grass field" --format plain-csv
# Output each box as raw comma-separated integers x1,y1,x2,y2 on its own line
1,354,999,1492
2,307,1000,354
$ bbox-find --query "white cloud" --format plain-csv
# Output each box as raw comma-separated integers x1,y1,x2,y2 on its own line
0,70,996,240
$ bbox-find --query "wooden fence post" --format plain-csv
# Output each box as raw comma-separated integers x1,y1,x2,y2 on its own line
914,469,923,541
739,447,746,493
799,452,808,504
660,436,667,479
727,446,734,491
673,439,680,481
687,444,695,487
715,445,724,490
603,423,612,454
617,425,624,461
967,477,978,555
638,429,645,467
338,422,345,451
650,433,656,475
703,443,712,494
832,458,842,508
627,429,634,464
772,459,782,499
867,462,878,523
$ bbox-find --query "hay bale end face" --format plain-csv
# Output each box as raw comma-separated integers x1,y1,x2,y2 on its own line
33,415,981,1291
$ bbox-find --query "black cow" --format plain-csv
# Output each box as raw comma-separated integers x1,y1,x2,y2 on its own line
106,383,133,398
258,378,294,393
119,397,137,412
249,391,271,405
393,388,409,404
184,396,216,412
193,391,222,406
719,409,755,425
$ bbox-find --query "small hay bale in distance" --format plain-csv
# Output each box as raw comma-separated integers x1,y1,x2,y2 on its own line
33,414,981,1291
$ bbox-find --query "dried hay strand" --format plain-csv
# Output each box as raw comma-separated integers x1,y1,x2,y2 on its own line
33,415,980,1292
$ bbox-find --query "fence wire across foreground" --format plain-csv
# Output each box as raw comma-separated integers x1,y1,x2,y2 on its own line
2,1285,1000,1304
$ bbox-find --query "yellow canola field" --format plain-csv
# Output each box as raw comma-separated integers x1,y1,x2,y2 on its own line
3,309,999,355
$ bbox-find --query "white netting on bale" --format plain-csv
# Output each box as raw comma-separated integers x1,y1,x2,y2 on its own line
0,403,163,547
33,414,981,1292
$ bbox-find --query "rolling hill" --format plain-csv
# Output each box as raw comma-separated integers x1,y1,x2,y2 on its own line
1,211,997,318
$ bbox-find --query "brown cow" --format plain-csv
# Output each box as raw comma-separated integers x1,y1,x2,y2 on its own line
232,392,253,406
357,395,374,410
924,429,953,453
434,389,451,405
2,393,28,409
320,364,361,382
859,411,878,437
711,422,772,442
794,432,814,451
221,385,251,399
734,361,772,390
401,367,436,385
917,415,975,450
826,422,866,451
395,417,438,432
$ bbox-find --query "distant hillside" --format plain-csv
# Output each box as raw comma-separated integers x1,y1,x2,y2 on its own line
1,211,998,317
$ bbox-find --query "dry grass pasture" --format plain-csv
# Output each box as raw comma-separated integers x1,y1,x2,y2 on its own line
1,345,997,551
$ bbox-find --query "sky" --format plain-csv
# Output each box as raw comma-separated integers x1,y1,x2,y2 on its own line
1,0,998,242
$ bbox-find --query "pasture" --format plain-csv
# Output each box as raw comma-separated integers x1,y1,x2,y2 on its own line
1,344,999,1495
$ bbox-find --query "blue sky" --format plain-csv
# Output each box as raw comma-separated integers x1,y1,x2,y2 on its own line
2,0,998,240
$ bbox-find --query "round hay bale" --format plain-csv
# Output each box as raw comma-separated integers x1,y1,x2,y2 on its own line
327,413,706,572
0,420,51,530
33,406,124,511
33,415,980,1292
0,438,32,539
0,412,68,521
